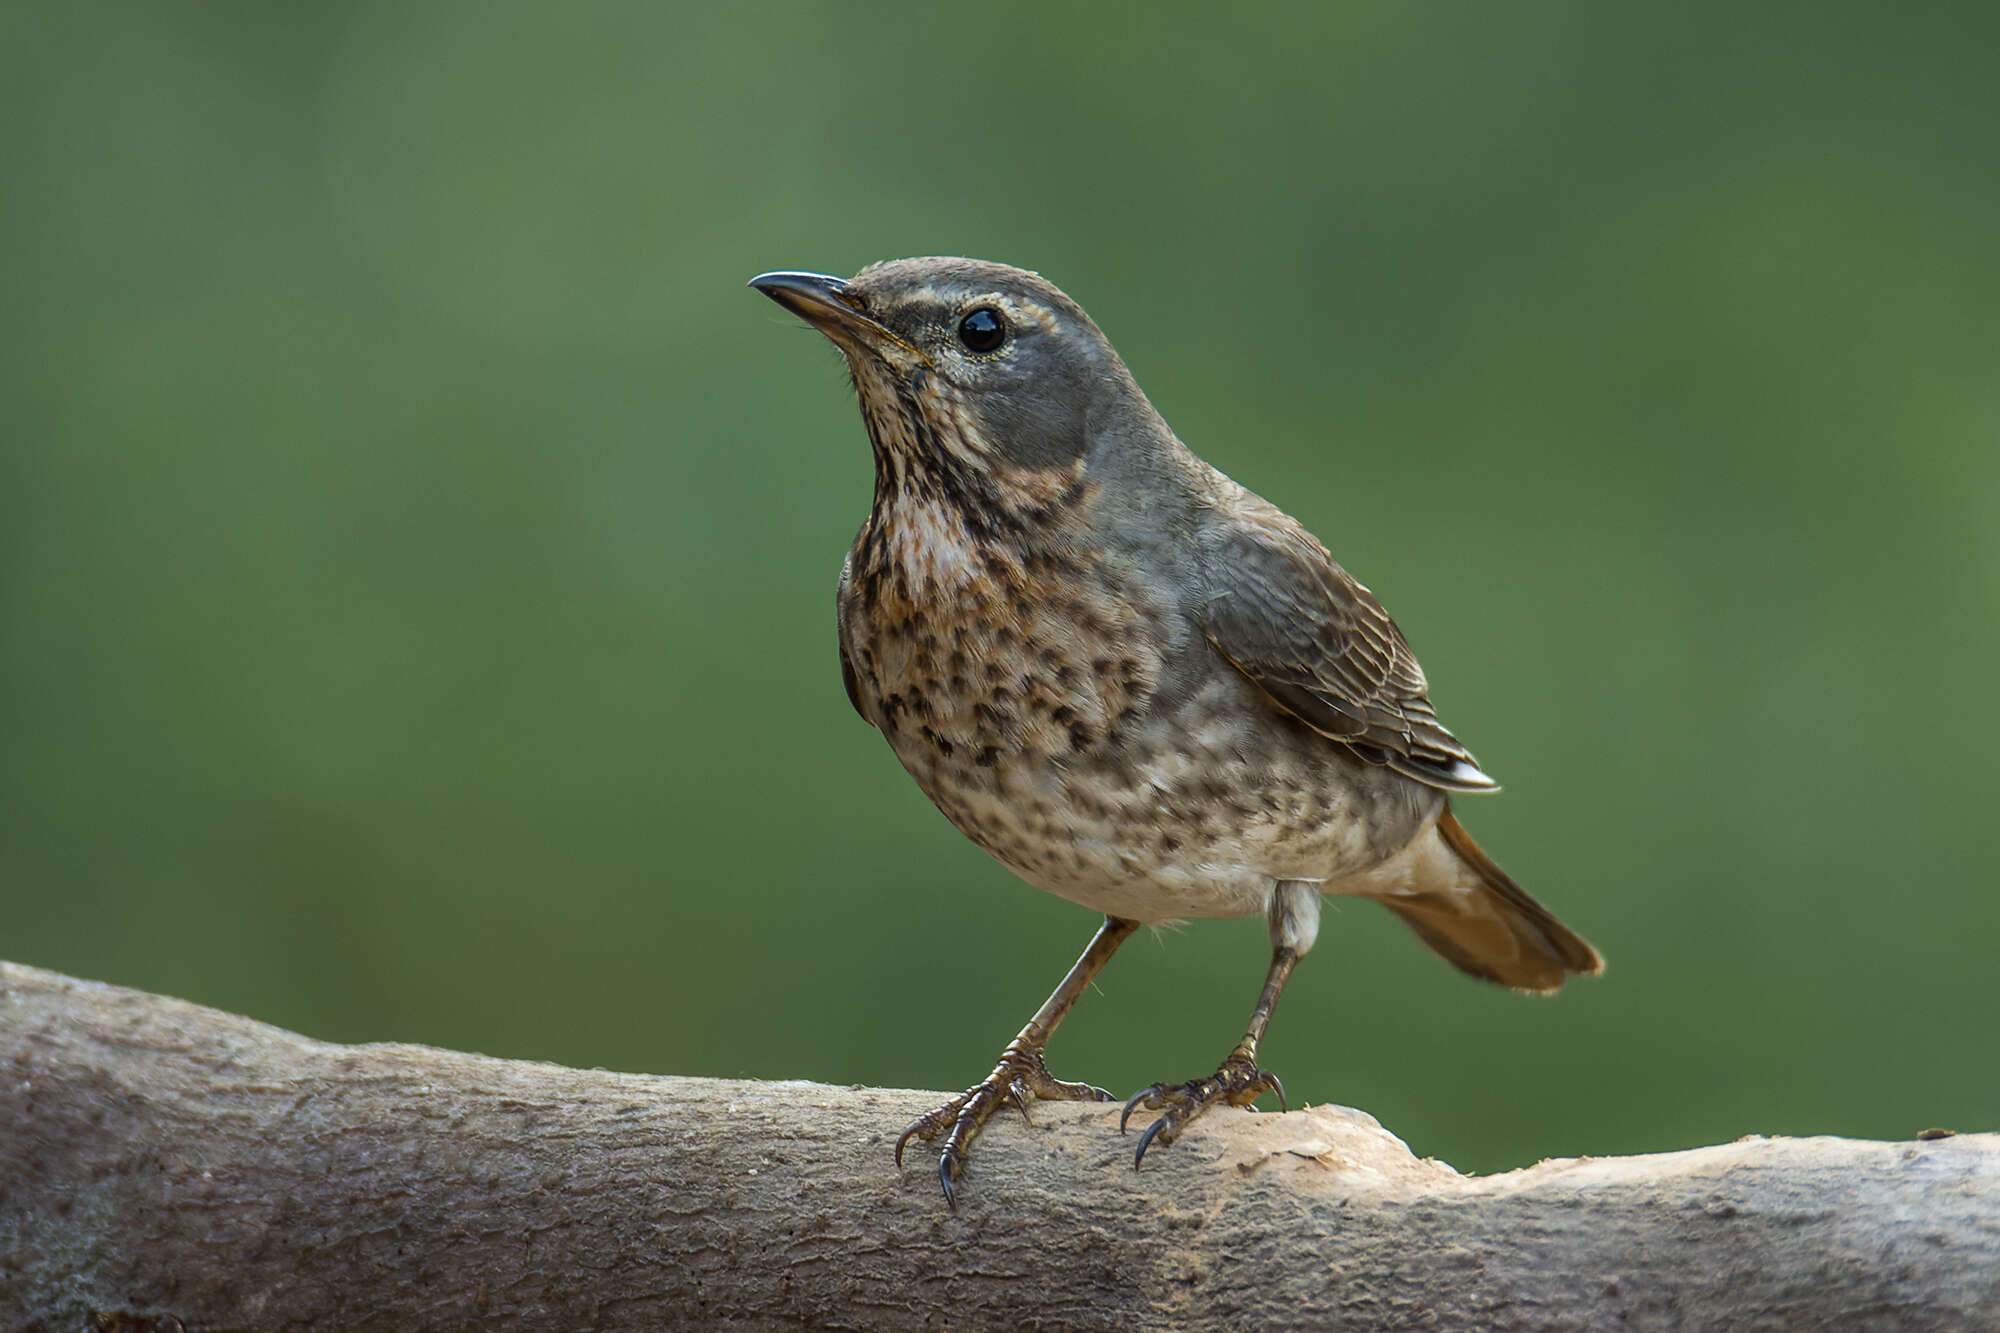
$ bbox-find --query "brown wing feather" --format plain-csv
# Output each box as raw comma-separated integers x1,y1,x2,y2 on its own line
1199,497,1497,792
835,551,875,728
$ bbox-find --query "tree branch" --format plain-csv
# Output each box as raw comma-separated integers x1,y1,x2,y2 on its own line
2,960,1994,1331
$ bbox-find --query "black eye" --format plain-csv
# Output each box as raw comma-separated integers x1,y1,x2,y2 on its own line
956,307,1007,353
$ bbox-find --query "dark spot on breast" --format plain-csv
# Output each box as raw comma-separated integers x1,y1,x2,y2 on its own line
920,726,954,757
973,702,1015,730
974,746,1002,768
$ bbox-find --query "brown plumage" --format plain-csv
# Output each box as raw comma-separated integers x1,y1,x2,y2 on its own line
752,257,1602,1205
1388,810,1604,993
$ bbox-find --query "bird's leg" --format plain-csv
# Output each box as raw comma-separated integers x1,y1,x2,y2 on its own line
1120,950,1297,1166
1122,880,1321,1167
897,914,1139,1206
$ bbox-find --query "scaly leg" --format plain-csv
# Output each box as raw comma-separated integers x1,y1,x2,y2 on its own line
897,914,1139,1206
1122,880,1320,1167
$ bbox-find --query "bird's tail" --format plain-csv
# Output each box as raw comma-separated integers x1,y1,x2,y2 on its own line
1376,809,1604,994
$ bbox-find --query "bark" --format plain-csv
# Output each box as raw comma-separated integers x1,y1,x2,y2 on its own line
1,960,1994,1332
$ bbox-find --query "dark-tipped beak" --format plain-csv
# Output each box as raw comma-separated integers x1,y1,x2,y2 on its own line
748,270,850,317
749,268,915,358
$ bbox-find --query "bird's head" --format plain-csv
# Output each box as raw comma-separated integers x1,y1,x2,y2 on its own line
751,257,1170,530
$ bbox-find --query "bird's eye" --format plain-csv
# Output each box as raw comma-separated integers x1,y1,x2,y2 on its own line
956,307,1007,354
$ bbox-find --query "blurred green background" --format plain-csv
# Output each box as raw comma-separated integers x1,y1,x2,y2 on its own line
5,2,1996,1175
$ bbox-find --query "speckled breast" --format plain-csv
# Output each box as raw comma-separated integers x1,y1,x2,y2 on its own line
838,499,1429,923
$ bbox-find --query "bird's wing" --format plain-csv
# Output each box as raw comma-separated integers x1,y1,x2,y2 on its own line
835,551,874,727
1197,500,1497,792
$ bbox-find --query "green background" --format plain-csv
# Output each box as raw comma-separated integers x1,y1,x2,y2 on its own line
5,3,1995,1175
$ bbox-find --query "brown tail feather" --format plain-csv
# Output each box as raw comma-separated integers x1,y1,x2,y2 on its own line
1382,809,1604,995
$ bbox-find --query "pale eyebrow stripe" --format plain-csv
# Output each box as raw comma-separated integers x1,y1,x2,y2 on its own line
896,287,1058,332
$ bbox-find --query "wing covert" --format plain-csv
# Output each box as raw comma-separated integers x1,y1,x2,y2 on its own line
1198,502,1496,793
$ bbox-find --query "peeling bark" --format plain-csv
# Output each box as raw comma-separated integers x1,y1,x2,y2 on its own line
2,961,1994,1331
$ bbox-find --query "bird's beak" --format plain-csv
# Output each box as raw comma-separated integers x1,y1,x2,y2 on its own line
748,270,920,360
748,270,849,316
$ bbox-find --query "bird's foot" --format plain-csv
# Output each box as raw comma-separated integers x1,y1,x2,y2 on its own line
895,1041,1111,1207
1120,1054,1287,1168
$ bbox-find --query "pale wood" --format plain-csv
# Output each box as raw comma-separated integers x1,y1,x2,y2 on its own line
2,960,1994,1331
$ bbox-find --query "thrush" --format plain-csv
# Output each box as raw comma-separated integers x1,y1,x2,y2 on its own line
751,258,1602,1206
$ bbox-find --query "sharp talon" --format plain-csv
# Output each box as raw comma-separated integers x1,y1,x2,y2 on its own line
1133,1116,1171,1169
1125,1061,1284,1159
895,1046,1109,1205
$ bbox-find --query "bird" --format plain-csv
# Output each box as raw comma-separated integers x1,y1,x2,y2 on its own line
750,257,1602,1206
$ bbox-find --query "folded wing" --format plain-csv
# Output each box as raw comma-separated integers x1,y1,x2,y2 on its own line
1197,497,1497,793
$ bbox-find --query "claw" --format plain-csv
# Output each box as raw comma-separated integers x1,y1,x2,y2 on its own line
894,1044,1112,1206
1133,1115,1173,1169
1119,1084,1164,1134
1121,1060,1285,1167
